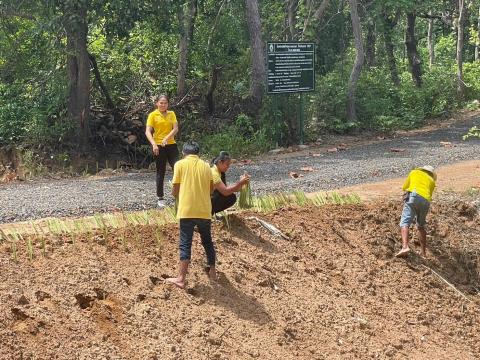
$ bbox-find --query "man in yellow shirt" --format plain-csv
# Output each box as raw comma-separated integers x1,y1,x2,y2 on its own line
166,141,215,289
396,165,437,258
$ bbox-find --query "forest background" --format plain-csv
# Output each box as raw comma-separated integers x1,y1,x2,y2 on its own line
1,0,480,172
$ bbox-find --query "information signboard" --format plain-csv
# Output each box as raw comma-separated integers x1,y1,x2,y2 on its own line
266,42,315,94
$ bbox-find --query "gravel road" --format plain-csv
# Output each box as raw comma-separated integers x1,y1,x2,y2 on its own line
1,116,479,223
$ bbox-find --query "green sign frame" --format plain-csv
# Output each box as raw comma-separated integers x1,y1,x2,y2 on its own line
266,42,315,94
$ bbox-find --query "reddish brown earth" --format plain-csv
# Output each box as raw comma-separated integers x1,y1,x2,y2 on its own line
1,197,479,360
337,160,480,202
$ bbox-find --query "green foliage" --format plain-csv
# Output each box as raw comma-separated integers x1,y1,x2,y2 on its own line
463,62,480,100
20,148,49,177
89,22,179,102
200,113,273,157
0,84,31,143
312,48,459,134
431,34,456,67
1,0,480,157
463,126,480,140
312,68,349,133
0,11,71,146
0,80,71,146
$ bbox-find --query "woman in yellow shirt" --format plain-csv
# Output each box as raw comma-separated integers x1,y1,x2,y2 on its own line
145,95,179,208
211,151,250,215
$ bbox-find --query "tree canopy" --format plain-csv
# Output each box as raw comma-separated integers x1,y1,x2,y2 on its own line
1,0,480,158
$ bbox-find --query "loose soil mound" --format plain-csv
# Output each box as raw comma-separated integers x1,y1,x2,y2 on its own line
0,199,479,360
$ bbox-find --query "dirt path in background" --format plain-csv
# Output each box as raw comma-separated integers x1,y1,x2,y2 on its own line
337,160,480,201
1,112,479,223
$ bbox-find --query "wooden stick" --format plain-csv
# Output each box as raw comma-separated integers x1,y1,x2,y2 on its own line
421,265,472,303
247,216,290,240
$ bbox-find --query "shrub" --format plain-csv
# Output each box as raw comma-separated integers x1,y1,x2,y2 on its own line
463,126,480,140
311,58,459,133
463,62,480,100
200,113,273,157
0,84,32,143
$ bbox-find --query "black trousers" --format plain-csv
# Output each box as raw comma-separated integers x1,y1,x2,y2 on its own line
179,219,215,265
211,191,236,214
155,144,179,198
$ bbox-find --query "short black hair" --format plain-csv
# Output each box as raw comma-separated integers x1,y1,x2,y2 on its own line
182,141,200,155
212,151,231,165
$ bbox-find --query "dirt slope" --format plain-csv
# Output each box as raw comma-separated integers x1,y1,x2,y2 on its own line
0,199,479,360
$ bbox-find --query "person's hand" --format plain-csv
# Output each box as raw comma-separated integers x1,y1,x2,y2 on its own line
152,144,159,156
240,173,250,185
161,138,168,147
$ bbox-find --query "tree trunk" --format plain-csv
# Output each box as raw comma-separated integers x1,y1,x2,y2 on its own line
457,0,467,99
405,12,422,87
382,10,400,86
312,0,330,22
245,0,266,114
302,0,330,39
176,0,198,98
64,5,90,149
287,0,297,40
428,11,435,68
365,22,376,68
206,65,221,114
346,0,364,122
88,53,115,111
476,6,480,61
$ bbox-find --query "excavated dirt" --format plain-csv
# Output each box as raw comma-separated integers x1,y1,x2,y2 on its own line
0,199,479,360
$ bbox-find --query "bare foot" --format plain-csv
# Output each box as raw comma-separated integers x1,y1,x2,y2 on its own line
204,266,218,282
165,277,185,289
395,248,411,258
208,269,218,282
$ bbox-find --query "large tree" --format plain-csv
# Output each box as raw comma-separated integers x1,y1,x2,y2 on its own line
346,0,364,122
381,9,401,86
428,11,435,68
177,0,198,98
245,0,265,114
405,12,422,87
62,1,90,149
456,0,468,98
476,5,480,61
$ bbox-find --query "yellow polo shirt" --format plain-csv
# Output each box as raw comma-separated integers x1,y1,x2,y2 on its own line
402,169,436,202
146,109,177,145
211,165,222,185
172,155,213,219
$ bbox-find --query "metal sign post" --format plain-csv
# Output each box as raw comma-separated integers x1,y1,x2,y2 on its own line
266,42,315,145
300,93,305,144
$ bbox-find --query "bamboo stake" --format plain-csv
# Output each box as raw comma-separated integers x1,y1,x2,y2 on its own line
421,265,472,303
246,216,290,240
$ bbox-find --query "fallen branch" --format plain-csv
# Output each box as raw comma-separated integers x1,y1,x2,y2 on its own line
247,216,290,240
421,265,472,303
